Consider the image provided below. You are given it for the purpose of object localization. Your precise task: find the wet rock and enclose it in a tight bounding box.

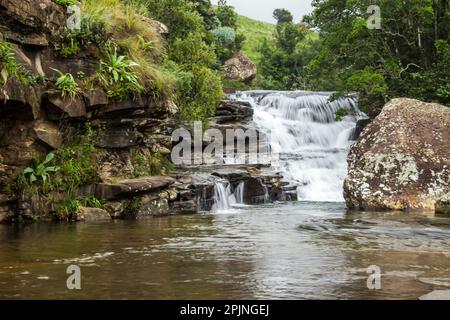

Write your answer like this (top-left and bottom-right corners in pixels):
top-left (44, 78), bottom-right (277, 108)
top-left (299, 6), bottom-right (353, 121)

top-left (436, 193), bottom-right (450, 215)
top-left (224, 52), bottom-right (257, 83)
top-left (85, 176), bottom-right (176, 200)
top-left (76, 207), bottom-right (111, 222)
top-left (33, 120), bottom-right (62, 149)
top-left (242, 177), bottom-right (268, 204)
top-left (136, 195), bottom-right (170, 217)
top-left (170, 200), bottom-right (197, 215)
top-left (349, 118), bottom-right (372, 141)
top-left (344, 98), bottom-right (450, 211)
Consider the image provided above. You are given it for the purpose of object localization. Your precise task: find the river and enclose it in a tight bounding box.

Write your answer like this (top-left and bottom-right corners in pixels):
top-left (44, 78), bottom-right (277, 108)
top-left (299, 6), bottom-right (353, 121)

top-left (0, 91), bottom-right (449, 299)
top-left (1, 203), bottom-right (450, 299)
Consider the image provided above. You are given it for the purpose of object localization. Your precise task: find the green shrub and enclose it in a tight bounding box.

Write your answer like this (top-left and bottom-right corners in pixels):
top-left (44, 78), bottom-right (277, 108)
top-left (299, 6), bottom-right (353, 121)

top-left (22, 152), bottom-right (60, 193)
top-left (132, 151), bottom-right (175, 178)
top-left (52, 0), bottom-right (77, 6)
top-left (52, 69), bottom-right (79, 99)
top-left (55, 196), bottom-right (80, 220)
top-left (212, 27), bottom-right (236, 46)
top-left (51, 123), bottom-right (100, 194)
top-left (97, 49), bottom-right (144, 99)
top-left (0, 41), bottom-right (37, 85)
top-left (334, 108), bottom-right (349, 122)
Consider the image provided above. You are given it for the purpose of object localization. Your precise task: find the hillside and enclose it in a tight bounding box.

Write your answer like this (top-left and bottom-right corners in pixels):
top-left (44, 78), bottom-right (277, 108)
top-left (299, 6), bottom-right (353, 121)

top-left (236, 15), bottom-right (275, 64)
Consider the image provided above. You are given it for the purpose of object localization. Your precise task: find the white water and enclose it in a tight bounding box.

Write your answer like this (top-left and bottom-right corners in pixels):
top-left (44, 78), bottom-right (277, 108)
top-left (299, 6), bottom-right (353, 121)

top-left (212, 181), bottom-right (237, 211)
top-left (232, 91), bottom-right (366, 202)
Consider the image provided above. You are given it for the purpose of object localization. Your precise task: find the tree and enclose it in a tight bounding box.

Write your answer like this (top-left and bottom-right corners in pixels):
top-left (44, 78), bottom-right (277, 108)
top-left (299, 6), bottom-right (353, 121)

top-left (304, 0), bottom-right (450, 114)
top-left (273, 8), bottom-right (293, 24)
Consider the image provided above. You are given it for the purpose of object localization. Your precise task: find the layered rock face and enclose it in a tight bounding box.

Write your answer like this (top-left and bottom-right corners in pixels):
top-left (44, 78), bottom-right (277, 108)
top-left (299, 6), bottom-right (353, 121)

top-left (0, 0), bottom-right (189, 222)
top-left (344, 98), bottom-right (450, 211)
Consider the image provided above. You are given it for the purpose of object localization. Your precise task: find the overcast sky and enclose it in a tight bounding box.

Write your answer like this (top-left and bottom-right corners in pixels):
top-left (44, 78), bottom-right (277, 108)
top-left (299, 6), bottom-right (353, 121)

top-left (211, 0), bottom-right (313, 24)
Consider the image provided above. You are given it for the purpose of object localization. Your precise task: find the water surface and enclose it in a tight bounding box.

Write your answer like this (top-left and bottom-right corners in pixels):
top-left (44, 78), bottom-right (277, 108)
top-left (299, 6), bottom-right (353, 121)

top-left (1, 202), bottom-right (449, 299)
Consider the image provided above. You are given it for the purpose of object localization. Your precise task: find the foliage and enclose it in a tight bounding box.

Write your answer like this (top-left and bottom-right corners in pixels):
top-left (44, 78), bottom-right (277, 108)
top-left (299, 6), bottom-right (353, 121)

top-left (142, 0), bottom-right (225, 123)
top-left (335, 108), bottom-right (349, 122)
top-left (49, 123), bottom-right (100, 195)
top-left (52, 0), bottom-right (77, 6)
top-left (97, 49), bottom-right (144, 99)
top-left (132, 151), bottom-right (175, 178)
top-left (79, 0), bottom-right (171, 100)
top-left (22, 153), bottom-right (60, 191)
top-left (52, 69), bottom-right (80, 99)
top-left (303, 0), bottom-right (450, 113)
top-left (273, 8), bottom-right (293, 24)
top-left (256, 9), bottom-right (316, 90)
top-left (0, 41), bottom-right (37, 86)
top-left (212, 26), bottom-right (236, 46)
top-left (216, 0), bottom-right (238, 29)
top-left (55, 196), bottom-right (80, 220)
top-left (235, 15), bottom-right (275, 64)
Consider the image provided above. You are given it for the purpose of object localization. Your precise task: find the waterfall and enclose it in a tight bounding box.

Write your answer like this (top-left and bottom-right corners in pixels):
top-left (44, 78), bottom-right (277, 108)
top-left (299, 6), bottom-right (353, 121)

top-left (234, 182), bottom-right (245, 204)
top-left (212, 181), bottom-right (237, 211)
top-left (232, 91), bottom-right (366, 202)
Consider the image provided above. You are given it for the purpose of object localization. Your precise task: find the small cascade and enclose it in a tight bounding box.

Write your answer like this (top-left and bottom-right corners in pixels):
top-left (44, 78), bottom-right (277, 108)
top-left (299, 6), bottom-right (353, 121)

top-left (234, 182), bottom-right (245, 204)
top-left (231, 91), bottom-right (367, 202)
top-left (212, 181), bottom-right (237, 211)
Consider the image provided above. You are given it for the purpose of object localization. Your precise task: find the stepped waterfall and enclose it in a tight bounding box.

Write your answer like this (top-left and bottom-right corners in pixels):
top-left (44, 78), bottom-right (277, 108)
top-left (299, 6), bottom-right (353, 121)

top-left (213, 91), bottom-right (365, 210)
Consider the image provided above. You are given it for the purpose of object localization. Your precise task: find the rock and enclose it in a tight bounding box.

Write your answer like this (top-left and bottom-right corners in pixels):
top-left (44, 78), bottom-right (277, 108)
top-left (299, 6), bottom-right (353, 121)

top-left (76, 207), bottom-right (111, 222)
top-left (136, 195), bottom-right (170, 217)
top-left (419, 290), bottom-right (450, 300)
top-left (85, 176), bottom-right (176, 200)
top-left (83, 89), bottom-right (109, 110)
top-left (45, 91), bottom-right (87, 119)
top-left (33, 120), bottom-right (62, 149)
top-left (349, 118), bottom-right (372, 141)
top-left (242, 177), bottom-right (268, 204)
top-left (213, 100), bottom-right (254, 124)
top-left (0, 79), bottom-right (42, 119)
top-left (170, 200), bottom-right (197, 215)
top-left (0, 0), bottom-right (66, 46)
top-left (344, 98), bottom-right (450, 211)
top-left (223, 52), bottom-right (257, 83)
top-left (436, 193), bottom-right (450, 215)
top-left (140, 16), bottom-right (169, 34)
top-left (96, 126), bottom-right (142, 149)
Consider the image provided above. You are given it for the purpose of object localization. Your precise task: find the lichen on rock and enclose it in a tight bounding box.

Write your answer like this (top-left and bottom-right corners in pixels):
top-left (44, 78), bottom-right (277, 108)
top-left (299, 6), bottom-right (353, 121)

top-left (344, 98), bottom-right (450, 212)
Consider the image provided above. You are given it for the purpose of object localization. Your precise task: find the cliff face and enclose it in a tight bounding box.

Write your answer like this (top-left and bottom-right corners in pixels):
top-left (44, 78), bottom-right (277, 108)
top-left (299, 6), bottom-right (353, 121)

top-left (344, 98), bottom-right (450, 212)
top-left (0, 0), bottom-right (192, 222)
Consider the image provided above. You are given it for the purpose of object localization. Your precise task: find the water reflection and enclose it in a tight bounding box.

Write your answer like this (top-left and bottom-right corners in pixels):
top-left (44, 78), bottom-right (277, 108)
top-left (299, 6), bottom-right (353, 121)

top-left (0, 202), bottom-right (449, 299)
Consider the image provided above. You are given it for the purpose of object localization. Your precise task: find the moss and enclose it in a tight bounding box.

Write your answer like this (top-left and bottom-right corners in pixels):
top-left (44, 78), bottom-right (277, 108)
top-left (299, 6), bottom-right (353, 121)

top-left (132, 151), bottom-right (175, 178)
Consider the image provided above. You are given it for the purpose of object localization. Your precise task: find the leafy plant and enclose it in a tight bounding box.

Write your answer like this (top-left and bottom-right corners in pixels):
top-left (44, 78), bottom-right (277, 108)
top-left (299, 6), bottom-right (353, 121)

top-left (97, 49), bottom-right (144, 99)
top-left (23, 153), bottom-right (60, 187)
top-left (334, 108), bottom-right (349, 122)
top-left (52, 69), bottom-right (79, 99)
top-left (55, 196), bottom-right (80, 220)
top-left (58, 38), bottom-right (81, 58)
top-left (0, 41), bottom-right (37, 85)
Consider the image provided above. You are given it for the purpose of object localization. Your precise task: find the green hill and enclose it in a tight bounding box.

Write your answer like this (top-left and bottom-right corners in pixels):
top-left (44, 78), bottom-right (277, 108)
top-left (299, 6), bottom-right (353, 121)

top-left (237, 15), bottom-right (275, 64)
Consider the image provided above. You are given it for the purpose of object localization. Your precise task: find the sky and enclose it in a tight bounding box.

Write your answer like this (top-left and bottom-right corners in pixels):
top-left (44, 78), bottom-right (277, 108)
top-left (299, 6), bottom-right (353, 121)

top-left (211, 0), bottom-right (313, 24)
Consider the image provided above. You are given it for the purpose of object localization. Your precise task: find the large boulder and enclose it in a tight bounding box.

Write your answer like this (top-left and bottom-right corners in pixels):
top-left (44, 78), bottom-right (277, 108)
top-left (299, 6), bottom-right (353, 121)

top-left (223, 52), bottom-right (257, 83)
top-left (344, 98), bottom-right (450, 211)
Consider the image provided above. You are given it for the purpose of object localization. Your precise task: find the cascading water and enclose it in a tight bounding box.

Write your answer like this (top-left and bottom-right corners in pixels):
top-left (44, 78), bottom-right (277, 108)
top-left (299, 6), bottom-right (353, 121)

top-left (231, 91), bottom-right (366, 202)
top-left (212, 181), bottom-right (237, 211)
